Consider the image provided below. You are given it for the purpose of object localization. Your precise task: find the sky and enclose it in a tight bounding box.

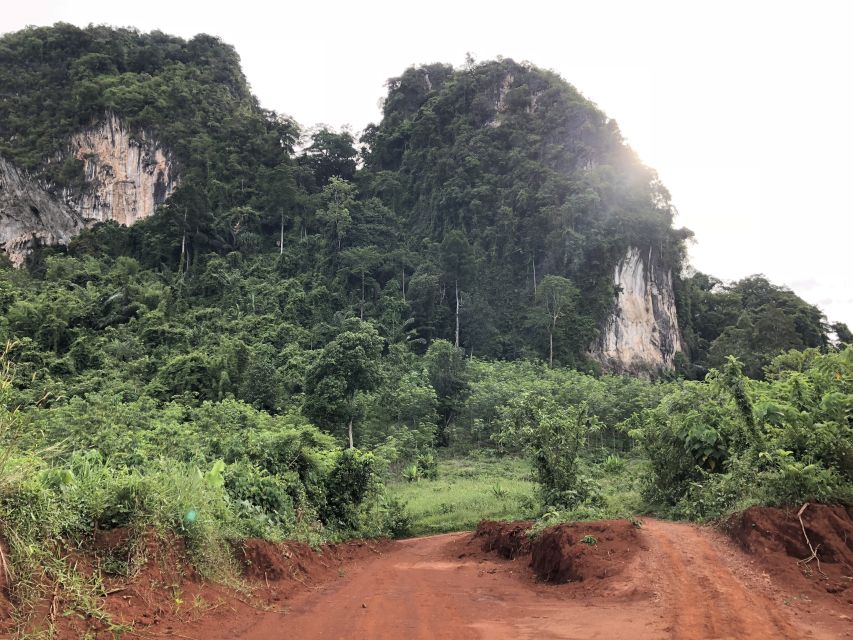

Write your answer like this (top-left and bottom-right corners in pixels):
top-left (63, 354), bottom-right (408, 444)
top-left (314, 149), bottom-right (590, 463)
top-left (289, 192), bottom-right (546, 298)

top-left (4, 0), bottom-right (852, 325)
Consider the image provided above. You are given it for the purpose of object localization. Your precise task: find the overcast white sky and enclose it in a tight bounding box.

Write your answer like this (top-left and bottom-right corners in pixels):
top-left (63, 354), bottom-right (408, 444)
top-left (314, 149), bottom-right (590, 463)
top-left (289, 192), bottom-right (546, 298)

top-left (4, 0), bottom-right (852, 325)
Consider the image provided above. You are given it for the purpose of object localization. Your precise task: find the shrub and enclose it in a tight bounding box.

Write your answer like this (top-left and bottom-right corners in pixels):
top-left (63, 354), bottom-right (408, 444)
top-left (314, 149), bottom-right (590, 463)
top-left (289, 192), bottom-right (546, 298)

top-left (322, 449), bottom-right (380, 531)
top-left (496, 395), bottom-right (601, 510)
top-left (415, 451), bottom-right (438, 479)
top-left (402, 463), bottom-right (420, 483)
top-left (602, 454), bottom-right (625, 474)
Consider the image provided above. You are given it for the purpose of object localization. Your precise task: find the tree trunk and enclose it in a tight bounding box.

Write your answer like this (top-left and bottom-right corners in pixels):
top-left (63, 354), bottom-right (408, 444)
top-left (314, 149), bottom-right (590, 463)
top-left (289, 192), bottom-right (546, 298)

top-left (532, 257), bottom-right (537, 296)
top-left (179, 229), bottom-right (186, 274)
top-left (401, 266), bottom-right (406, 302)
top-left (348, 418), bottom-right (354, 449)
top-left (280, 211), bottom-right (284, 254)
top-left (179, 208), bottom-right (188, 275)
top-left (549, 316), bottom-right (557, 367)
top-left (360, 272), bottom-right (365, 320)
top-left (454, 279), bottom-right (460, 348)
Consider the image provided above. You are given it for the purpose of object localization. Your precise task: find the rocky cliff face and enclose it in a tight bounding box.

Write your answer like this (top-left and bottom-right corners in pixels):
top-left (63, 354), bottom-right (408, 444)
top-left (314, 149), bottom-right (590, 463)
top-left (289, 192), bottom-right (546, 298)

top-left (0, 157), bottom-right (86, 265)
top-left (590, 246), bottom-right (683, 375)
top-left (0, 114), bottom-right (177, 264)
top-left (65, 114), bottom-right (177, 225)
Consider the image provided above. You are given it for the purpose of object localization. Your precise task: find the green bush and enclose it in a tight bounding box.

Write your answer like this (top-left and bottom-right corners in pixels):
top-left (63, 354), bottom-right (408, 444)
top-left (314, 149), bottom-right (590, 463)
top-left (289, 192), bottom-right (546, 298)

top-left (322, 449), bottom-right (380, 531)
top-left (415, 451), bottom-right (438, 480)
top-left (224, 460), bottom-right (296, 528)
top-left (633, 349), bottom-right (853, 518)
top-left (496, 394), bottom-right (602, 510)
top-left (602, 454), bottom-right (625, 474)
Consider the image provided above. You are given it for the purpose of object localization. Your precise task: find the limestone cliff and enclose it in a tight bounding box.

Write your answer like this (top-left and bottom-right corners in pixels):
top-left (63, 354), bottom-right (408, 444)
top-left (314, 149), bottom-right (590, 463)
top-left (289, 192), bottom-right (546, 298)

top-left (0, 114), bottom-right (177, 264)
top-left (0, 157), bottom-right (86, 265)
top-left (64, 114), bottom-right (177, 225)
top-left (590, 246), bottom-right (683, 375)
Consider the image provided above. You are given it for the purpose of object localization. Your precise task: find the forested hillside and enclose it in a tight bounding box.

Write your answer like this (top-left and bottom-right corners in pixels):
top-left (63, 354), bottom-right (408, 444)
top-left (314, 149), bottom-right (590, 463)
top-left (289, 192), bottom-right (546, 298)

top-left (0, 24), bottom-right (849, 637)
top-left (359, 59), bottom-right (689, 362)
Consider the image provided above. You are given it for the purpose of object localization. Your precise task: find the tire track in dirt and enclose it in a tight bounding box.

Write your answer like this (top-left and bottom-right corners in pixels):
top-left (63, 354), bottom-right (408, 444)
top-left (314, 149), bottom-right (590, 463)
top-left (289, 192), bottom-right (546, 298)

top-left (643, 519), bottom-right (803, 639)
top-left (233, 521), bottom-right (847, 639)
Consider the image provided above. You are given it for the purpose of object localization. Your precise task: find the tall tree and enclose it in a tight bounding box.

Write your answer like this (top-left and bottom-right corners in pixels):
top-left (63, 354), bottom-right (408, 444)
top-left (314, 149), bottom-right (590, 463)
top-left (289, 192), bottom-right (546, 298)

top-left (440, 231), bottom-right (474, 348)
top-left (300, 128), bottom-right (358, 186)
top-left (316, 177), bottom-right (356, 252)
top-left (303, 319), bottom-right (384, 448)
top-left (832, 322), bottom-right (853, 345)
top-left (536, 275), bottom-right (579, 367)
top-left (340, 245), bottom-right (382, 319)
top-left (425, 339), bottom-right (468, 446)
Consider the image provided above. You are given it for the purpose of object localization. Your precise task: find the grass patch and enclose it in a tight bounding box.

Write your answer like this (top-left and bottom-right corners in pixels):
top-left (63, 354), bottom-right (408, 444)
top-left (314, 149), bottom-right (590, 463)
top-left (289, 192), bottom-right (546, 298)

top-left (387, 455), bottom-right (539, 536)
top-left (596, 456), bottom-right (645, 517)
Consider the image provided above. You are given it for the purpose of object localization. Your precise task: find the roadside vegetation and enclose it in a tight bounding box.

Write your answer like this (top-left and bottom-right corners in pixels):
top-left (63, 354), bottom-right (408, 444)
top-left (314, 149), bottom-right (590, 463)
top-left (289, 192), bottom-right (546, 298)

top-left (1, 325), bottom-right (850, 633)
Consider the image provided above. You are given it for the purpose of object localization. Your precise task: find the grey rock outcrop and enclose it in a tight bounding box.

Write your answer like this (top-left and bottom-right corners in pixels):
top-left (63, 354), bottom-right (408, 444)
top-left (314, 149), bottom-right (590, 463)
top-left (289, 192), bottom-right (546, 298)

top-left (590, 246), bottom-right (683, 375)
top-left (0, 157), bottom-right (86, 265)
top-left (0, 114), bottom-right (177, 264)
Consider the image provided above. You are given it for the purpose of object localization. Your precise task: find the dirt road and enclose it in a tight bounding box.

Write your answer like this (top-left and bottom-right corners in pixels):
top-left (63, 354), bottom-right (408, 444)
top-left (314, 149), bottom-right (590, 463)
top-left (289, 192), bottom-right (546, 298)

top-left (231, 519), bottom-right (849, 640)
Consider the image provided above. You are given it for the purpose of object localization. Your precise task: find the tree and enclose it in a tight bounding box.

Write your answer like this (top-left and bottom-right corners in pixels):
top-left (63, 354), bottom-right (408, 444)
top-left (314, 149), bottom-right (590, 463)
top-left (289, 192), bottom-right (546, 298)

top-left (495, 394), bottom-right (600, 508)
top-left (238, 347), bottom-right (281, 411)
top-left (833, 322), bottom-right (853, 345)
top-left (340, 245), bottom-right (382, 319)
top-left (300, 128), bottom-right (358, 186)
top-left (316, 177), bottom-right (356, 252)
top-left (440, 231), bottom-right (474, 348)
top-left (256, 163), bottom-right (298, 253)
top-left (303, 320), bottom-right (384, 448)
top-left (424, 339), bottom-right (468, 446)
top-left (708, 306), bottom-right (804, 379)
top-left (536, 275), bottom-right (578, 367)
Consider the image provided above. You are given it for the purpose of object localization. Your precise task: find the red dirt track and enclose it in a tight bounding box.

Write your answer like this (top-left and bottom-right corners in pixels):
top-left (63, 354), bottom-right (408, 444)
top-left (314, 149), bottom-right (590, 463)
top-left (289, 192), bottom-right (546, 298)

top-left (230, 517), bottom-right (850, 639)
top-left (6, 510), bottom-right (851, 639)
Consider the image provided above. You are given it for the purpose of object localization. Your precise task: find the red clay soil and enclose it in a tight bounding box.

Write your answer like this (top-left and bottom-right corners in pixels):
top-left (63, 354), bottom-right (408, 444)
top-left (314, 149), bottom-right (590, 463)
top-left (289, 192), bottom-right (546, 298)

top-left (0, 529), bottom-right (390, 639)
top-left (3, 512), bottom-right (852, 639)
top-left (723, 503), bottom-right (853, 602)
top-left (0, 539), bottom-right (11, 622)
top-left (473, 519), bottom-right (534, 558)
top-left (531, 519), bottom-right (642, 583)
top-left (474, 518), bottom-right (643, 584)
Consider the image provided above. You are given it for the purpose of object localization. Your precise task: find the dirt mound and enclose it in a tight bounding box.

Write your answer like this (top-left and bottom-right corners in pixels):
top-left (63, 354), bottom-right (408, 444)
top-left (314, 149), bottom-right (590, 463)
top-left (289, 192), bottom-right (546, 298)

top-left (723, 503), bottom-right (853, 600)
top-left (91, 526), bottom-right (133, 555)
top-left (474, 518), bottom-right (642, 585)
top-left (530, 520), bottom-right (641, 583)
top-left (233, 538), bottom-right (375, 584)
top-left (235, 538), bottom-right (296, 580)
top-left (473, 519), bottom-right (534, 558)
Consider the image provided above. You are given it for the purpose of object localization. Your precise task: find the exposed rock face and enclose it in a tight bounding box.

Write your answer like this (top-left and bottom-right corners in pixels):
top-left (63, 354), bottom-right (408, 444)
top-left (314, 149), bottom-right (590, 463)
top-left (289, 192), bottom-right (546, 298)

top-left (66, 114), bottom-right (177, 225)
top-left (0, 115), bottom-right (177, 264)
top-left (590, 246), bottom-right (683, 375)
top-left (0, 157), bottom-right (86, 265)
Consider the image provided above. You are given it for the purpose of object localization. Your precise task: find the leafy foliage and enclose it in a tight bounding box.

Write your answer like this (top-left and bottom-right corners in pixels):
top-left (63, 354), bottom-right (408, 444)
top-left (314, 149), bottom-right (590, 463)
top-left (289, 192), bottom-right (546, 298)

top-left (632, 348), bottom-right (853, 519)
top-left (676, 274), bottom-right (828, 378)
top-left (360, 59), bottom-right (692, 361)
